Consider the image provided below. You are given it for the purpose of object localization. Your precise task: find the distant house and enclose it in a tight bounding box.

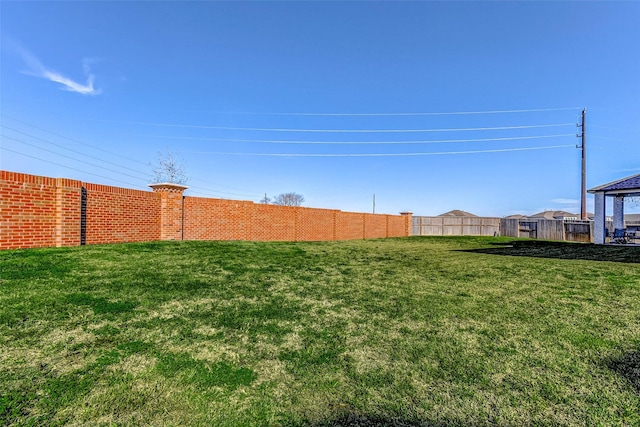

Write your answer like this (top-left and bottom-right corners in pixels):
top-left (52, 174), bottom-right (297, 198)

top-left (587, 213), bottom-right (612, 221)
top-left (504, 214), bottom-right (526, 219)
top-left (528, 210), bottom-right (579, 221)
top-left (438, 209), bottom-right (478, 217)
top-left (625, 213), bottom-right (640, 225)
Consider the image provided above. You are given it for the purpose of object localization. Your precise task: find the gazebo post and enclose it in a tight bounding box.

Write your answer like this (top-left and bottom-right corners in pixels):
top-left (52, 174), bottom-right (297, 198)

top-left (613, 196), bottom-right (625, 231)
top-left (593, 192), bottom-right (606, 244)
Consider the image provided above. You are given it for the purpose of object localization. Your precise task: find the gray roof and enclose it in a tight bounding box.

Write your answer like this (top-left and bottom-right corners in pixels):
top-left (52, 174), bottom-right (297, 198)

top-left (588, 173), bottom-right (640, 195)
top-left (438, 209), bottom-right (478, 217)
top-left (504, 214), bottom-right (527, 219)
top-left (626, 213), bottom-right (640, 224)
top-left (529, 210), bottom-right (578, 219)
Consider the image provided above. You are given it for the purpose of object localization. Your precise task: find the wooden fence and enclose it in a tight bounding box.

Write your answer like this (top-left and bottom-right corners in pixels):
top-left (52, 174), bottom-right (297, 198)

top-left (409, 215), bottom-right (640, 242)
top-left (413, 217), bottom-right (600, 242)
top-left (500, 219), bottom-right (597, 242)
top-left (412, 216), bottom-right (501, 236)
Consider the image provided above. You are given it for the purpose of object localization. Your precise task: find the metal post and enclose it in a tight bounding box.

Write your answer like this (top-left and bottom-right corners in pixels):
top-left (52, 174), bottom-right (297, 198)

top-left (581, 108), bottom-right (587, 220)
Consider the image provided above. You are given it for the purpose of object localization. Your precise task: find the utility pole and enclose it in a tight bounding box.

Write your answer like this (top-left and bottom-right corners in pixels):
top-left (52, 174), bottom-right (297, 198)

top-left (373, 194), bottom-right (376, 214)
top-left (578, 108), bottom-right (587, 220)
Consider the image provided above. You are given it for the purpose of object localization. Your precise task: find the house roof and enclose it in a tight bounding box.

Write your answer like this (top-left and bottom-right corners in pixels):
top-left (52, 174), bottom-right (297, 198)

top-left (588, 173), bottom-right (640, 195)
top-left (438, 209), bottom-right (478, 217)
top-left (529, 210), bottom-right (578, 219)
top-left (626, 213), bottom-right (640, 224)
top-left (504, 214), bottom-right (527, 219)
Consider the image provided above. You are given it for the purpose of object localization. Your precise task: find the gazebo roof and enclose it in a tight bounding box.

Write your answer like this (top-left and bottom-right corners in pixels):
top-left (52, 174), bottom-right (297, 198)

top-left (588, 173), bottom-right (640, 196)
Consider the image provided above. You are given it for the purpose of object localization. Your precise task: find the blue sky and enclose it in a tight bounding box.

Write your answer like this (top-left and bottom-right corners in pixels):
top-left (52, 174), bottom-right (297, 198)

top-left (1, 1), bottom-right (639, 216)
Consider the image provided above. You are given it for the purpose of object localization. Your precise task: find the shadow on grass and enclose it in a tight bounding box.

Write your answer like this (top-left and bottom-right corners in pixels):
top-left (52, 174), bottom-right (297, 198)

top-left (606, 350), bottom-right (640, 393)
top-left (460, 240), bottom-right (640, 263)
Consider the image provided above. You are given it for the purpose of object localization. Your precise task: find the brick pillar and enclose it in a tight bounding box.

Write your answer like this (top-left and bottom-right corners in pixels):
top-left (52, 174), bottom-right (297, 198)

top-left (55, 178), bottom-right (82, 247)
top-left (149, 183), bottom-right (188, 241)
top-left (400, 211), bottom-right (413, 237)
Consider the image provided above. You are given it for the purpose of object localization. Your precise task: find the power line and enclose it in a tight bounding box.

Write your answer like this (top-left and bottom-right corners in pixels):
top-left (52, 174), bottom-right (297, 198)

top-left (3, 136), bottom-right (150, 183)
top-left (1, 115), bottom-right (149, 166)
top-left (209, 107), bottom-right (583, 116)
top-left (3, 136), bottom-right (261, 198)
top-left (147, 133), bottom-right (574, 145)
top-left (8, 129), bottom-right (570, 160)
top-left (1, 111), bottom-right (582, 197)
top-left (5, 130), bottom-right (571, 181)
top-left (1, 125), bottom-right (150, 178)
top-left (181, 144), bottom-right (574, 157)
top-left (89, 121), bottom-right (574, 133)
top-left (8, 107), bottom-right (582, 122)
top-left (1, 118), bottom-right (264, 197)
top-left (0, 146), bottom-right (146, 189)
top-left (2, 139), bottom-right (261, 198)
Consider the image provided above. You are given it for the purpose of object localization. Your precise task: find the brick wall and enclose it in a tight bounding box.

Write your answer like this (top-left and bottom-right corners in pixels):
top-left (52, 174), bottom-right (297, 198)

top-left (364, 213), bottom-right (387, 239)
top-left (336, 211), bottom-right (366, 240)
top-left (184, 197), bottom-right (410, 242)
top-left (387, 214), bottom-right (407, 238)
top-left (295, 207), bottom-right (337, 241)
top-left (252, 204), bottom-right (298, 241)
top-left (184, 197), bottom-right (252, 241)
top-left (1, 171), bottom-right (56, 249)
top-left (1, 170), bottom-right (411, 249)
top-left (0, 171), bottom-right (82, 249)
top-left (84, 183), bottom-right (161, 245)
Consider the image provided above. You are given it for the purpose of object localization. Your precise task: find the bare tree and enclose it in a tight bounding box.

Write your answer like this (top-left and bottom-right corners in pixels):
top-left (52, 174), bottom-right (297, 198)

top-left (151, 151), bottom-right (188, 185)
top-left (273, 192), bottom-right (305, 206)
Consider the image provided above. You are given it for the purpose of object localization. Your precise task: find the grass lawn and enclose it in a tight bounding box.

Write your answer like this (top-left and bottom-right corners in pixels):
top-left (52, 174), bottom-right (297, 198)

top-left (1, 237), bottom-right (639, 426)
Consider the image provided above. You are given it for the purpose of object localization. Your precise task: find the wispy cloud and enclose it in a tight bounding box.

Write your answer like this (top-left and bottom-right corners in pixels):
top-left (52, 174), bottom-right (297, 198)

top-left (40, 70), bottom-right (99, 95)
top-left (551, 198), bottom-right (579, 204)
top-left (14, 42), bottom-right (101, 95)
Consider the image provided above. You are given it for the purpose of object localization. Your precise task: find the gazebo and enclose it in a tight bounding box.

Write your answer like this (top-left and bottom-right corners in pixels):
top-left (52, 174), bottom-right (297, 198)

top-left (588, 173), bottom-right (640, 244)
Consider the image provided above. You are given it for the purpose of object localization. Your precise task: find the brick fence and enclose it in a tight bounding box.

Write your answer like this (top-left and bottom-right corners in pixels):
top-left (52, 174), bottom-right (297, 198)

top-left (1, 170), bottom-right (412, 250)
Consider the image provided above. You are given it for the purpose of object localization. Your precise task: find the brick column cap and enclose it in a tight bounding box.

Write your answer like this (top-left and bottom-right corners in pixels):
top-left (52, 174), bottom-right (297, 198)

top-left (148, 183), bottom-right (189, 193)
top-left (399, 211), bottom-right (413, 215)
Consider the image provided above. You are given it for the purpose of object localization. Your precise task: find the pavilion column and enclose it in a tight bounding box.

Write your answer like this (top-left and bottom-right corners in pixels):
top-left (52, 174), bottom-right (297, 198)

top-left (593, 192), bottom-right (606, 244)
top-left (613, 196), bottom-right (624, 231)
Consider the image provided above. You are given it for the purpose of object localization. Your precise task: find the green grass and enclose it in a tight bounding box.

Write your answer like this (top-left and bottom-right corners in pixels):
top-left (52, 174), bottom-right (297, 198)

top-left (1, 237), bottom-right (639, 426)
